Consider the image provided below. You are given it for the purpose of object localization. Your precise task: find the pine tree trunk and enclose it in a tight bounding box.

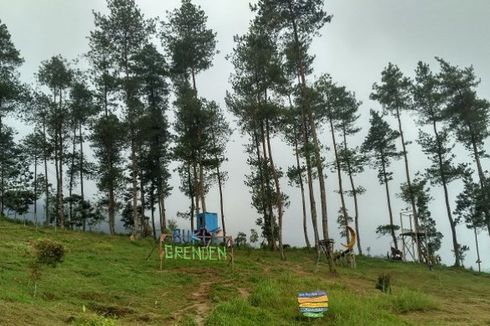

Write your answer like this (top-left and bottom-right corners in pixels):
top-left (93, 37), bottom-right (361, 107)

top-left (150, 187), bottom-right (156, 240)
top-left (253, 127), bottom-right (273, 247)
top-left (342, 128), bottom-right (362, 255)
top-left (395, 108), bottom-right (420, 261)
top-left (260, 122), bottom-right (277, 250)
top-left (310, 118), bottom-right (328, 235)
top-left (108, 184), bottom-right (115, 235)
top-left (79, 122), bottom-right (85, 231)
top-left (54, 133), bottom-right (59, 229)
top-left (432, 120), bottom-right (461, 266)
top-left (123, 47), bottom-right (140, 238)
top-left (187, 164), bottom-right (195, 233)
top-left (193, 162), bottom-right (200, 217)
top-left (131, 137), bottom-right (140, 237)
top-left (102, 86), bottom-right (115, 236)
top-left (468, 128), bottom-right (490, 235)
top-left (381, 153), bottom-right (398, 250)
top-left (190, 68), bottom-right (206, 217)
top-left (287, 0), bottom-right (333, 271)
top-left (156, 151), bottom-right (166, 234)
top-left (140, 169), bottom-right (146, 235)
top-left (34, 149), bottom-right (38, 230)
top-left (199, 162), bottom-right (206, 213)
top-left (473, 226), bottom-right (481, 273)
top-left (42, 118), bottom-right (49, 226)
top-left (0, 113), bottom-right (3, 215)
top-left (58, 90), bottom-right (65, 229)
top-left (265, 118), bottom-right (285, 260)
top-left (301, 109), bottom-right (320, 258)
top-left (159, 188), bottom-right (166, 232)
top-left (69, 128), bottom-right (76, 228)
top-left (53, 93), bottom-right (60, 230)
top-left (330, 118), bottom-right (349, 243)
top-left (293, 127), bottom-right (311, 249)
top-left (58, 127), bottom-right (64, 229)
top-left (216, 164), bottom-right (226, 239)
top-left (288, 94), bottom-right (311, 249)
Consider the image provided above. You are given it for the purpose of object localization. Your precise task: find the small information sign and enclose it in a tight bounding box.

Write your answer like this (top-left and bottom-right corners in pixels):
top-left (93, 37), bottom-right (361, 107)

top-left (297, 291), bottom-right (328, 318)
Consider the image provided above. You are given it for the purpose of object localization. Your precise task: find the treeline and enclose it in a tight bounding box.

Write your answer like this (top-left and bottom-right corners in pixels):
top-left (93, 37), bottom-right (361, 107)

top-left (0, 0), bottom-right (229, 242)
top-left (0, 0), bottom-right (488, 272)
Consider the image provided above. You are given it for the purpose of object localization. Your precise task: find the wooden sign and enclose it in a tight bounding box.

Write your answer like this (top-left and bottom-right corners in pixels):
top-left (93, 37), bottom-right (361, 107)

top-left (298, 291), bottom-right (328, 318)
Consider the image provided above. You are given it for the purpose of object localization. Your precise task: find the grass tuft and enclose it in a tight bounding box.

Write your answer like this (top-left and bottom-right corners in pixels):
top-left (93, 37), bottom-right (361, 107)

top-left (387, 288), bottom-right (438, 313)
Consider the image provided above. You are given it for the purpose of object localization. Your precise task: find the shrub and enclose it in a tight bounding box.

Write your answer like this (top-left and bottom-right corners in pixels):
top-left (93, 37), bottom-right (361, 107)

top-left (32, 238), bottom-right (65, 267)
top-left (29, 239), bottom-right (65, 297)
top-left (375, 273), bottom-right (392, 293)
top-left (74, 316), bottom-right (116, 326)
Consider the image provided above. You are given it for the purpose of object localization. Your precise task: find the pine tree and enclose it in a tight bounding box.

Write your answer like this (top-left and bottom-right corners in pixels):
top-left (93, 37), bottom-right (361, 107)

top-left (227, 21), bottom-right (288, 259)
top-left (400, 178), bottom-right (443, 261)
top-left (362, 110), bottom-right (401, 250)
top-left (90, 114), bottom-right (125, 235)
top-left (437, 58), bottom-right (490, 235)
top-left (412, 61), bottom-right (464, 266)
top-left (282, 41), bottom-right (318, 253)
top-left (22, 131), bottom-right (45, 228)
top-left (37, 55), bottom-right (73, 229)
top-left (371, 63), bottom-right (422, 261)
top-left (253, 0), bottom-right (335, 270)
top-left (0, 127), bottom-right (23, 216)
top-left (24, 92), bottom-right (53, 226)
top-left (315, 75), bottom-right (351, 245)
top-left (91, 0), bottom-right (154, 236)
top-left (0, 19), bottom-right (24, 216)
top-left (205, 100), bottom-right (231, 240)
top-left (454, 174), bottom-right (489, 272)
top-left (133, 44), bottom-right (172, 236)
top-left (335, 92), bottom-right (365, 256)
top-left (283, 103), bottom-right (311, 249)
top-left (67, 77), bottom-right (98, 230)
top-left (162, 0), bottom-right (218, 217)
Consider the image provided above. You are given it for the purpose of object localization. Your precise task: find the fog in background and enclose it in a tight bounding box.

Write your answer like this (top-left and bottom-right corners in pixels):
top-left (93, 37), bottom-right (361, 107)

top-left (1, 0), bottom-right (489, 271)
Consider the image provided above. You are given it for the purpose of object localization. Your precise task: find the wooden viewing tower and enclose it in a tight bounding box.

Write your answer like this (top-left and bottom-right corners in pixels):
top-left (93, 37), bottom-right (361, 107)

top-left (398, 210), bottom-right (428, 262)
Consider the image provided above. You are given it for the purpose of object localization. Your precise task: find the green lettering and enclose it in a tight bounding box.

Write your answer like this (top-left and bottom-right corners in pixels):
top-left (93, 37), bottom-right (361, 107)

top-left (175, 246), bottom-right (183, 259)
top-left (201, 247), bottom-right (209, 260)
top-left (192, 247), bottom-right (202, 260)
top-left (208, 247), bottom-right (216, 260)
top-left (217, 247), bottom-right (227, 260)
top-left (165, 245), bottom-right (173, 259)
top-left (183, 246), bottom-right (191, 260)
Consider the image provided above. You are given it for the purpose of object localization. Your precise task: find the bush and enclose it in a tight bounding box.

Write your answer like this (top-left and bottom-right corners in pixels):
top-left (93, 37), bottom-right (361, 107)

top-left (32, 238), bottom-right (65, 267)
top-left (375, 273), bottom-right (392, 293)
top-left (74, 316), bottom-right (116, 326)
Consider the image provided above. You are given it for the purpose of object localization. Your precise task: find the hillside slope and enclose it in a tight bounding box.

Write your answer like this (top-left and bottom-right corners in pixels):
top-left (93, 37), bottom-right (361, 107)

top-left (0, 217), bottom-right (489, 326)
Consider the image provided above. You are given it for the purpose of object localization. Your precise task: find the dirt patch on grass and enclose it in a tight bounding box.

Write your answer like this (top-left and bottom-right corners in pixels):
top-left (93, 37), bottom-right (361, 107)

top-left (237, 287), bottom-right (250, 298)
top-left (88, 303), bottom-right (134, 318)
top-left (191, 282), bottom-right (212, 326)
top-left (172, 280), bottom-right (214, 326)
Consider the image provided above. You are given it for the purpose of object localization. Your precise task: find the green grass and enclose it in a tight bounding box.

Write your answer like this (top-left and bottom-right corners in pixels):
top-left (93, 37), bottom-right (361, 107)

top-left (1, 216), bottom-right (490, 325)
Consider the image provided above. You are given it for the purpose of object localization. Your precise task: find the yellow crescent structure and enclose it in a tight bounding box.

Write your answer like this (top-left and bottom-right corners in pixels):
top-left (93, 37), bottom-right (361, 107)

top-left (341, 226), bottom-right (356, 250)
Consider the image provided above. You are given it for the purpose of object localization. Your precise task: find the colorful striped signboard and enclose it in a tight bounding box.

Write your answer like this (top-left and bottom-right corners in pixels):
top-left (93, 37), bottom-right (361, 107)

top-left (297, 291), bottom-right (328, 318)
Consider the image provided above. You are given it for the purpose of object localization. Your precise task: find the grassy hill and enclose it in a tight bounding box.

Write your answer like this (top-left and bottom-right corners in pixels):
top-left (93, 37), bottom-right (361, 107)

top-left (1, 217), bottom-right (489, 326)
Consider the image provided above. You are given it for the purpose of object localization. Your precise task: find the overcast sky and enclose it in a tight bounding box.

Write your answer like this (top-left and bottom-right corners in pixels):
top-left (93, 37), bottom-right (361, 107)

top-left (1, 0), bottom-right (489, 271)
